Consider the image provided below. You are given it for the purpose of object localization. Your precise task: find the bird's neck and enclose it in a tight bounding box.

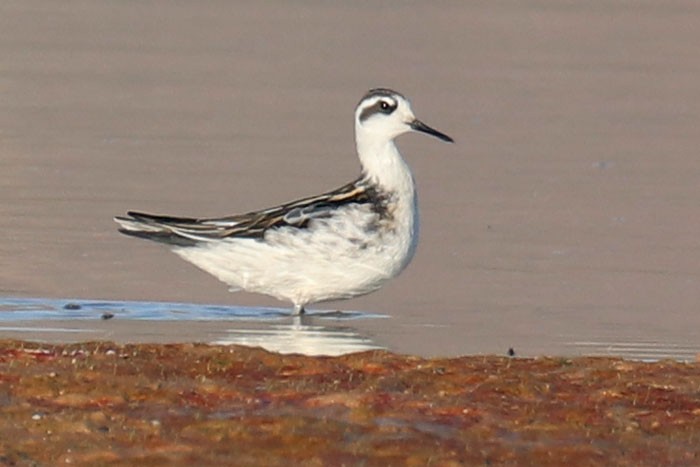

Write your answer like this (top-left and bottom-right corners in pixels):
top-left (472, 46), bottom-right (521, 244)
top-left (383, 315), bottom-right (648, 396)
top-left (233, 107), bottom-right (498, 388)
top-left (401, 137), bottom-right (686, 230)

top-left (356, 134), bottom-right (420, 268)
top-left (356, 136), bottom-right (415, 197)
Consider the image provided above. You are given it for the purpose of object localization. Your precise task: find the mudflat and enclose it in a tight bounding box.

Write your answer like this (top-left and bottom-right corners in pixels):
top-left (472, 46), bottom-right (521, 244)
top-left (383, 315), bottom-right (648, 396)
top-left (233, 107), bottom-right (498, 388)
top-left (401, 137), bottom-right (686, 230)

top-left (1, 2), bottom-right (700, 357)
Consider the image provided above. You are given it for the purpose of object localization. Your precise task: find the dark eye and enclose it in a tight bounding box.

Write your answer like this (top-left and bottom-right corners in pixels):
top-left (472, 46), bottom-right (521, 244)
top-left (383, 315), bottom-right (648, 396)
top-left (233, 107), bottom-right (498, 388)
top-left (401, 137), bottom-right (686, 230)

top-left (380, 101), bottom-right (390, 111)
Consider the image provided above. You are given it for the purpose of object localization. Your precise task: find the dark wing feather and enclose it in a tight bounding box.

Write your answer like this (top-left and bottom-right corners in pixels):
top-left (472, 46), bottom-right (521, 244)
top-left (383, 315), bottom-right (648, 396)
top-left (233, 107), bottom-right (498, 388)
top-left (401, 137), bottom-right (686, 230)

top-left (117, 177), bottom-right (387, 245)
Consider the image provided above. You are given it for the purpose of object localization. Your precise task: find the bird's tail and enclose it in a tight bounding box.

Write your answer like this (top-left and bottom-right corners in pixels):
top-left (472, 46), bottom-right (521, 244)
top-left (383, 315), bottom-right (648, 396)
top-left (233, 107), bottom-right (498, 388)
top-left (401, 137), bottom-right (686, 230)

top-left (114, 212), bottom-right (201, 246)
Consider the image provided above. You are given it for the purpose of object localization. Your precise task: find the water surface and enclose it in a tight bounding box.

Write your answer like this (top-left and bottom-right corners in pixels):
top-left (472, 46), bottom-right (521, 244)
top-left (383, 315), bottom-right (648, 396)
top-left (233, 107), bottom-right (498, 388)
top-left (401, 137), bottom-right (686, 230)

top-left (2, 1), bottom-right (700, 359)
top-left (0, 298), bottom-right (386, 356)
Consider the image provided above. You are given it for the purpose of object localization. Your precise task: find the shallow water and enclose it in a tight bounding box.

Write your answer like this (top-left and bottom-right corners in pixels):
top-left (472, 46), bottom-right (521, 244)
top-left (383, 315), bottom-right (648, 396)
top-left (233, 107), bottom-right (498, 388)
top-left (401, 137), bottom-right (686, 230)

top-left (1, 297), bottom-right (698, 360)
top-left (0, 298), bottom-right (386, 356)
top-left (2, 2), bottom-right (700, 359)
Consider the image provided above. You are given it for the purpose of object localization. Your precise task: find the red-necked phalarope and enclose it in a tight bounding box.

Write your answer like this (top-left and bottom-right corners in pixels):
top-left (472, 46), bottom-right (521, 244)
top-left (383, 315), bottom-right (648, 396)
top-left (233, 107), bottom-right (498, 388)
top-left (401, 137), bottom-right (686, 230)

top-left (115, 88), bottom-right (453, 315)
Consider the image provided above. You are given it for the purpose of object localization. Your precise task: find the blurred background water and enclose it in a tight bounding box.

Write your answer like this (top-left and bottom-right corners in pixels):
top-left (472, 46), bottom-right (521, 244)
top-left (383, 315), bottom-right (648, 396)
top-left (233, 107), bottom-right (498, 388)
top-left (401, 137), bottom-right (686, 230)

top-left (1, 1), bottom-right (700, 359)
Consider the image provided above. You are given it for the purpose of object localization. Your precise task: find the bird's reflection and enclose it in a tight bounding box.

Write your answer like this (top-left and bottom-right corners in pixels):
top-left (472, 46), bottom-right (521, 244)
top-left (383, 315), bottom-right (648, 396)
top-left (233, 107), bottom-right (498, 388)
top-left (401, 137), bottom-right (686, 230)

top-left (213, 315), bottom-right (384, 356)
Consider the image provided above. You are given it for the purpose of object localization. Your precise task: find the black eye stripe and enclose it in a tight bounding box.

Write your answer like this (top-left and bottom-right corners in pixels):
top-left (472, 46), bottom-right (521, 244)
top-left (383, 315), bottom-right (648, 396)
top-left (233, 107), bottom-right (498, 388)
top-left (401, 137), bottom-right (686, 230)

top-left (359, 99), bottom-right (397, 122)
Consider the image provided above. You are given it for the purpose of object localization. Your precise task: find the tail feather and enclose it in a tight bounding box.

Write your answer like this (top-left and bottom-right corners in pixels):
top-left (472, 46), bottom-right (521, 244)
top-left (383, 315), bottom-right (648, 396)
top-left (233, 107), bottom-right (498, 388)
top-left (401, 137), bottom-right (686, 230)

top-left (114, 213), bottom-right (200, 247)
top-left (126, 211), bottom-right (199, 225)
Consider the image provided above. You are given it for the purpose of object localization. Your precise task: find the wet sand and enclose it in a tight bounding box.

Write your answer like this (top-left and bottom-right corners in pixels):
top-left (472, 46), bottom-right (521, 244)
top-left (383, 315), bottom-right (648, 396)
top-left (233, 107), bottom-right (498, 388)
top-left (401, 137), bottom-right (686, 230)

top-left (2, 1), bottom-right (700, 357)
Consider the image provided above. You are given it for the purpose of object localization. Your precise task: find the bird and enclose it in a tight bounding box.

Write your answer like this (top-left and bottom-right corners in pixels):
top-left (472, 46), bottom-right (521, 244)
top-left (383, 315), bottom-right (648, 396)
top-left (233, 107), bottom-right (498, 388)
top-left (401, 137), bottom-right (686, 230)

top-left (115, 88), bottom-right (453, 315)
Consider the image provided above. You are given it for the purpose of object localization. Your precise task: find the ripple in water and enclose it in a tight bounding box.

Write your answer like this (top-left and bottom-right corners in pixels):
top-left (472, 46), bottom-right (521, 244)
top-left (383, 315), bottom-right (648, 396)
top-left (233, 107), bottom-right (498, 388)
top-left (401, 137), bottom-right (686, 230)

top-left (0, 297), bottom-right (387, 356)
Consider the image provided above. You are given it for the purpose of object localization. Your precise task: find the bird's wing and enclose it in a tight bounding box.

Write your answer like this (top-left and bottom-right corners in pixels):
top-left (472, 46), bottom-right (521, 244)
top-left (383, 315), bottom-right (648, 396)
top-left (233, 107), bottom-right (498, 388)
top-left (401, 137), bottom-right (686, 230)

top-left (115, 177), bottom-right (385, 244)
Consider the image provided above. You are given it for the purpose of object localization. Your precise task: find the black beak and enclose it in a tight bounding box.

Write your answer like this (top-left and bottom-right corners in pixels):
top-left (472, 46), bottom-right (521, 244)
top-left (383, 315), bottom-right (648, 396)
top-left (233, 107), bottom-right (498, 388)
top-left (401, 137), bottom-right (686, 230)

top-left (410, 119), bottom-right (454, 143)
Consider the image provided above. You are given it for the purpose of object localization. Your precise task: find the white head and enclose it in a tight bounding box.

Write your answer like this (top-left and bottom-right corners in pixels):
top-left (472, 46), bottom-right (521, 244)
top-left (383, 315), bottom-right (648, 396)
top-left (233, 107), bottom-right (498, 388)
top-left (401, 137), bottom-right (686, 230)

top-left (354, 88), bottom-right (453, 149)
top-left (353, 88), bottom-right (453, 187)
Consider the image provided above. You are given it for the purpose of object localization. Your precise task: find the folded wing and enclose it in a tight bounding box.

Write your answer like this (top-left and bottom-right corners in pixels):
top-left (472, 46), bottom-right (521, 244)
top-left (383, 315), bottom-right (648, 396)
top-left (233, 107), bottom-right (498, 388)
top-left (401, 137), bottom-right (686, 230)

top-left (114, 177), bottom-right (381, 246)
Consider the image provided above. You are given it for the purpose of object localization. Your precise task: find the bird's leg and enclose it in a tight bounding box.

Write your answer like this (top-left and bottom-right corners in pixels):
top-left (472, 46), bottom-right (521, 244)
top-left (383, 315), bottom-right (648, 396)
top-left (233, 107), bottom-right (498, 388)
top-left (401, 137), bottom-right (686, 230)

top-left (292, 304), bottom-right (306, 316)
